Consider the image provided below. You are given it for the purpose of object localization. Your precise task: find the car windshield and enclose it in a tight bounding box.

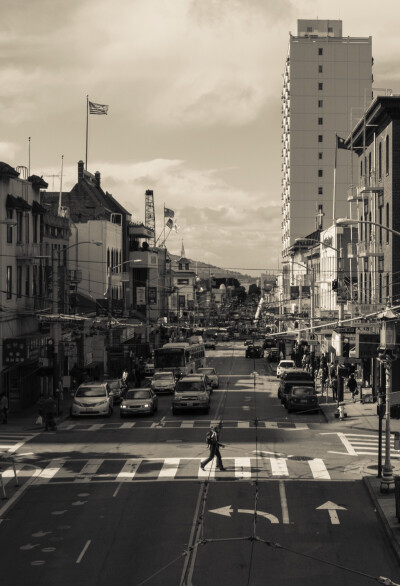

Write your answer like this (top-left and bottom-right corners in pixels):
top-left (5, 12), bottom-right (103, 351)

top-left (292, 388), bottom-right (315, 397)
top-left (176, 382), bottom-right (204, 392)
top-left (153, 373), bottom-right (173, 380)
top-left (280, 362), bottom-right (294, 368)
top-left (76, 387), bottom-right (107, 398)
top-left (126, 390), bottom-right (151, 399)
top-left (199, 369), bottom-right (215, 375)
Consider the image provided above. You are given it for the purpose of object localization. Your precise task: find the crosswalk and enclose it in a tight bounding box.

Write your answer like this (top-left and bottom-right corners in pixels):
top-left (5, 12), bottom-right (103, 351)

top-left (0, 431), bottom-right (36, 455)
top-left (341, 433), bottom-right (400, 458)
top-left (58, 420), bottom-right (309, 431)
top-left (23, 456), bottom-right (336, 484)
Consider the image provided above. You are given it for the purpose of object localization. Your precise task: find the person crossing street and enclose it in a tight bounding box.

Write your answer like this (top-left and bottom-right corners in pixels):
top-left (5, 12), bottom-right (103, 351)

top-left (201, 424), bottom-right (225, 471)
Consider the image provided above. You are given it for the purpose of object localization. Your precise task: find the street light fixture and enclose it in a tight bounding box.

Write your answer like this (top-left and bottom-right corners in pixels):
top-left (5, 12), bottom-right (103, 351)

top-left (336, 217), bottom-right (400, 239)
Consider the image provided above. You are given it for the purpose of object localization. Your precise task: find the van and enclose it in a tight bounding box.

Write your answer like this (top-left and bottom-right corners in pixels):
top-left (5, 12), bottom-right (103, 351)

top-left (278, 370), bottom-right (315, 406)
top-left (172, 374), bottom-right (210, 415)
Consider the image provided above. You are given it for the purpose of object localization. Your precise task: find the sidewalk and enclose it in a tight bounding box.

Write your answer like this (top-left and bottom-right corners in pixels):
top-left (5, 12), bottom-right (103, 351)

top-left (319, 388), bottom-right (400, 564)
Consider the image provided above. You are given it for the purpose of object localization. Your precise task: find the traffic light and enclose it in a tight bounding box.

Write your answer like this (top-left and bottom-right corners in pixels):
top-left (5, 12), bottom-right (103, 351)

top-left (342, 340), bottom-right (350, 358)
top-left (332, 280), bottom-right (338, 291)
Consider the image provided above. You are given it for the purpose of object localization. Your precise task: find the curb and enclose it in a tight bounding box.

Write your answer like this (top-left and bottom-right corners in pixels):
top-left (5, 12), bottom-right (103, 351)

top-left (363, 476), bottom-right (400, 565)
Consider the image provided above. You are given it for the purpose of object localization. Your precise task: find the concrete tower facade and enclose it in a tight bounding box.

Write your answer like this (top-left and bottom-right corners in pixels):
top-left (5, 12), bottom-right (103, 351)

top-left (281, 19), bottom-right (373, 257)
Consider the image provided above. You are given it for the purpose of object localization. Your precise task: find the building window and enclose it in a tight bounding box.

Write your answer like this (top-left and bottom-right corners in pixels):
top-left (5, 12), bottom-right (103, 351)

top-left (33, 214), bottom-right (38, 243)
top-left (318, 100), bottom-right (323, 108)
top-left (386, 135), bottom-right (390, 174)
top-left (307, 26), bottom-right (313, 32)
top-left (318, 135), bottom-right (323, 143)
top-left (6, 266), bottom-right (12, 299)
top-left (318, 152), bottom-right (323, 159)
top-left (379, 274), bottom-right (383, 304)
top-left (318, 170), bottom-right (323, 177)
top-left (17, 266), bottom-right (22, 298)
top-left (16, 211), bottom-right (23, 243)
top-left (360, 215), bottom-right (363, 241)
top-left (25, 266), bottom-right (30, 296)
top-left (318, 187), bottom-right (323, 195)
top-left (318, 118), bottom-right (323, 125)
top-left (360, 160), bottom-right (363, 178)
top-left (378, 141), bottom-right (382, 180)
top-left (386, 273), bottom-right (390, 300)
top-left (379, 206), bottom-right (383, 244)
top-left (386, 203), bottom-right (390, 244)
top-left (318, 65), bottom-right (323, 73)
top-left (25, 212), bottom-right (29, 243)
top-left (318, 83), bottom-right (323, 90)
top-left (318, 48), bottom-right (323, 55)
top-left (33, 266), bottom-right (38, 296)
top-left (6, 209), bottom-right (13, 243)
top-left (328, 27), bottom-right (333, 32)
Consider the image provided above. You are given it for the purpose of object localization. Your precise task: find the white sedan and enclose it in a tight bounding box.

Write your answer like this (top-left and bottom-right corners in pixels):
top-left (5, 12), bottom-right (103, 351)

top-left (276, 359), bottom-right (296, 378)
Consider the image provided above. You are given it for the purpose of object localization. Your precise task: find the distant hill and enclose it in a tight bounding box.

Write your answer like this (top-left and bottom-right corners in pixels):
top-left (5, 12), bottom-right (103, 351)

top-left (168, 254), bottom-right (258, 284)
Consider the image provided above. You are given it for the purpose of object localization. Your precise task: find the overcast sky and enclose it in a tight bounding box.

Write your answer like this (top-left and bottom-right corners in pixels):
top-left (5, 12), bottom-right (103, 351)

top-left (1, 0), bottom-right (399, 276)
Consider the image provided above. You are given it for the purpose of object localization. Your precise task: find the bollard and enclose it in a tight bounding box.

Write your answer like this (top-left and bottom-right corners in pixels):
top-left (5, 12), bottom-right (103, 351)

top-left (0, 471), bottom-right (7, 500)
top-left (12, 461), bottom-right (19, 487)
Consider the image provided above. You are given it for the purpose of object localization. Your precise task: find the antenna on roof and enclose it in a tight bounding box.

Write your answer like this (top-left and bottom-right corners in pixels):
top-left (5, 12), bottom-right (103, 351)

top-left (58, 155), bottom-right (64, 216)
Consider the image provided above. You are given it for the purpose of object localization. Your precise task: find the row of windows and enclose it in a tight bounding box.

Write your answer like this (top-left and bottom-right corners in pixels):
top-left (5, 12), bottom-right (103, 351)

top-left (359, 273), bottom-right (389, 305)
top-left (360, 136), bottom-right (390, 180)
top-left (5, 265), bottom-right (45, 300)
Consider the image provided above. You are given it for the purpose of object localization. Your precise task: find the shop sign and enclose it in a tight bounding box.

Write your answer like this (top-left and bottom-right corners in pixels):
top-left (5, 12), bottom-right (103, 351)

top-left (148, 287), bottom-right (157, 305)
top-left (136, 287), bottom-right (146, 305)
top-left (3, 339), bottom-right (27, 365)
top-left (357, 333), bottom-right (379, 359)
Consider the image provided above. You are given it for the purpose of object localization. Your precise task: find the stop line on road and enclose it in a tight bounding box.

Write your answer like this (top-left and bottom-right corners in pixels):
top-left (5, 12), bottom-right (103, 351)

top-left (58, 420), bottom-right (309, 431)
top-left (27, 455), bottom-right (337, 485)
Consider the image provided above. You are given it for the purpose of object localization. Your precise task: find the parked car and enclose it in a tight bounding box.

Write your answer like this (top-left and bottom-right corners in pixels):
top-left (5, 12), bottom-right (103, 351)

top-left (245, 345), bottom-right (264, 359)
top-left (105, 378), bottom-right (127, 403)
top-left (172, 375), bottom-right (211, 415)
top-left (204, 339), bottom-right (217, 350)
top-left (279, 370), bottom-right (315, 406)
top-left (286, 386), bottom-right (319, 414)
top-left (266, 347), bottom-right (280, 362)
top-left (197, 367), bottom-right (219, 389)
top-left (71, 382), bottom-right (113, 418)
top-left (150, 371), bottom-right (176, 394)
top-left (244, 339), bottom-right (253, 346)
top-left (276, 359), bottom-right (296, 378)
top-left (120, 388), bottom-right (158, 417)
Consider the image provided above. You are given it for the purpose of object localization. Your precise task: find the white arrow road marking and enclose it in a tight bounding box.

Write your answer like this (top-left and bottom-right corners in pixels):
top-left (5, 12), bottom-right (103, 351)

top-left (316, 501), bottom-right (347, 525)
top-left (20, 543), bottom-right (40, 550)
top-left (238, 509), bottom-right (279, 524)
top-left (32, 531), bottom-right (51, 538)
top-left (209, 505), bottom-right (233, 517)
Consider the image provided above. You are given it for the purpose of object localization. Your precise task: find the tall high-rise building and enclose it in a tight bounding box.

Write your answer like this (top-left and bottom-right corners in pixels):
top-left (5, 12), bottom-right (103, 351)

top-left (281, 19), bottom-right (373, 257)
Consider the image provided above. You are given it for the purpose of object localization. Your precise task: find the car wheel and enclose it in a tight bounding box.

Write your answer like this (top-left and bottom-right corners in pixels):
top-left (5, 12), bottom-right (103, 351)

top-left (107, 406), bottom-right (113, 417)
top-left (154, 403), bottom-right (158, 412)
top-left (172, 408), bottom-right (177, 415)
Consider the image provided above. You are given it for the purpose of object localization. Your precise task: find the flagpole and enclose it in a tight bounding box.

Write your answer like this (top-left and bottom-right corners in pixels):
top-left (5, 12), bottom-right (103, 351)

top-left (85, 95), bottom-right (89, 171)
top-left (28, 136), bottom-right (31, 176)
top-left (58, 155), bottom-right (64, 215)
top-left (333, 134), bottom-right (337, 222)
top-left (162, 204), bottom-right (166, 248)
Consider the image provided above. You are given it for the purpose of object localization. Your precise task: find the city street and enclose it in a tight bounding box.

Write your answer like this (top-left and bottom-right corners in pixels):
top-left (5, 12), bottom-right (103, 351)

top-left (0, 341), bottom-right (399, 585)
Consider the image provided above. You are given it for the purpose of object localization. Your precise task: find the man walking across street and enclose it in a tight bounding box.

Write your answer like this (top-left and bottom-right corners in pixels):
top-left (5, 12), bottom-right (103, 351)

top-left (347, 373), bottom-right (358, 402)
top-left (201, 425), bottom-right (225, 471)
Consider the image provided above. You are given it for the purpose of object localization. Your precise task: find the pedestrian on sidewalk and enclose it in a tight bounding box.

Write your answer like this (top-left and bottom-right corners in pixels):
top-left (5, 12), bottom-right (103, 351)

top-left (347, 373), bottom-right (358, 402)
top-left (330, 375), bottom-right (338, 401)
top-left (0, 392), bottom-right (9, 424)
top-left (201, 425), bottom-right (226, 471)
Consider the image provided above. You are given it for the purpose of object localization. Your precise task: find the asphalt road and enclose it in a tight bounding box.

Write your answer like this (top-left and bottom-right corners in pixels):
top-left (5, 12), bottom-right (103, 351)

top-left (1, 341), bottom-right (399, 585)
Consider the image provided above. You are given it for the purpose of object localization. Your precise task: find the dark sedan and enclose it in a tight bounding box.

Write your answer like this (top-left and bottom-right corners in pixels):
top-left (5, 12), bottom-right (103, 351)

top-left (286, 386), bottom-right (319, 414)
top-left (245, 345), bottom-right (264, 359)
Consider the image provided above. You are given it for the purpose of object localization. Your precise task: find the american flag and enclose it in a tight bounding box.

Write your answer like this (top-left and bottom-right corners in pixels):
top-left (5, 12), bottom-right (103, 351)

top-left (164, 207), bottom-right (175, 218)
top-left (89, 101), bottom-right (109, 115)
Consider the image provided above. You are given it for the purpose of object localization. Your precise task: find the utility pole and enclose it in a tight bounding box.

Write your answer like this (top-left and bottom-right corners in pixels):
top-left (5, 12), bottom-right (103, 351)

top-left (52, 248), bottom-right (61, 403)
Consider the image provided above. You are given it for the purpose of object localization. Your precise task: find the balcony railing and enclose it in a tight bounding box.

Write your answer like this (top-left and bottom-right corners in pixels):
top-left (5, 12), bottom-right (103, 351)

top-left (15, 242), bottom-right (47, 261)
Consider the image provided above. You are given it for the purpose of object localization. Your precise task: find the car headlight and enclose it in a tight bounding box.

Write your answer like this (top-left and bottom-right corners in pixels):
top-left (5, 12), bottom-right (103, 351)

top-left (143, 403), bottom-right (149, 408)
top-left (121, 404), bottom-right (127, 409)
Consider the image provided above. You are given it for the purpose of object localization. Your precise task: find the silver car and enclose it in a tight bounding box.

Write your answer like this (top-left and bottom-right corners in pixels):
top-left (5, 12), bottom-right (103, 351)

top-left (71, 382), bottom-right (113, 417)
top-left (120, 389), bottom-right (158, 417)
top-left (172, 375), bottom-right (210, 415)
top-left (150, 371), bottom-right (176, 394)
top-left (197, 367), bottom-right (219, 389)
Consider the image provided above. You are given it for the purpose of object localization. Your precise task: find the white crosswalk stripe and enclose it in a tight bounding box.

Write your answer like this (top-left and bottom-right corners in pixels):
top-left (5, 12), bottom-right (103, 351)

top-left (0, 431), bottom-right (37, 454)
top-left (342, 433), bottom-right (400, 458)
top-left (31, 456), bottom-right (333, 484)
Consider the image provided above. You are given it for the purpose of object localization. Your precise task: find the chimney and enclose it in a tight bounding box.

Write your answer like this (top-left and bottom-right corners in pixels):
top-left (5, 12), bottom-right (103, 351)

top-left (78, 160), bottom-right (84, 181)
top-left (94, 171), bottom-right (101, 187)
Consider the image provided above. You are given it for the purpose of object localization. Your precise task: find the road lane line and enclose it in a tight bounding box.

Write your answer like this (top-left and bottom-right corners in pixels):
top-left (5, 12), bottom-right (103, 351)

top-left (237, 421), bottom-right (250, 428)
top-left (158, 458), bottom-right (180, 479)
top-left (77, 459), bottom-right (103, 476)
top-left (235, 458), bottom-right (251, 479)
top-left (87, 424), bottom-right (103, 431)
top-left (116, 459), bottom-right (141, 481)
top-left (198, 462), bottom-right (215, 479)
top-left (120, 422), bottom-right (135, 429)
top-left (309, 458), bottom-right (330, 479)
top-left (279, 480), bottom-right (290, 524)
top-left (181, 421), bottom-right (194, 428)
top-left (270, 458), bottom-right (289, 476)
top-left (76, 540), bottom-right (91, 564)
top-left (179, 484), bottom-right (205, 586)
